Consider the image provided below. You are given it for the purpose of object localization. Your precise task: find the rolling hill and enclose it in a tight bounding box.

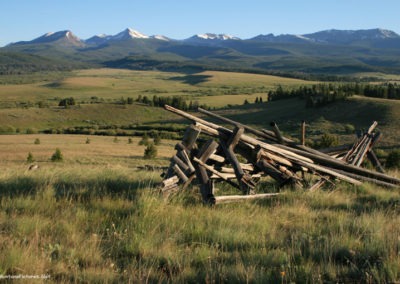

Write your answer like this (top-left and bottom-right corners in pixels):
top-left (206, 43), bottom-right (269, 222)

top-left (2, 28), bottom-right (400, 76)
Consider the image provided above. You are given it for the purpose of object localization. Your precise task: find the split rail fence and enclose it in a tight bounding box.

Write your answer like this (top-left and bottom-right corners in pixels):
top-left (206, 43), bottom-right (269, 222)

top-left (159, 105), bottom-right (399, 204)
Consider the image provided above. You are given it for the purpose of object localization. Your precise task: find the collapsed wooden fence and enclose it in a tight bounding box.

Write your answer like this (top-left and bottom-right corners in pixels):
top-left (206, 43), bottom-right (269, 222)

top-left (160, 105), bottom-right (399, 204)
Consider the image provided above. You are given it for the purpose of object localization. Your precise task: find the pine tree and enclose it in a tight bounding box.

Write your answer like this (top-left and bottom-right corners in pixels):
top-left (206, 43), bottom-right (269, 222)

top-left (51, 148), bottom-right (63, 162)
top-left (154, 134), bottom-right (161, 145)
top-left (144, 143), bottom-right (157, 159)
top-left (27, 152), bottom-right (34, 163)
top-left (139, 133), bottom-right (149, 146)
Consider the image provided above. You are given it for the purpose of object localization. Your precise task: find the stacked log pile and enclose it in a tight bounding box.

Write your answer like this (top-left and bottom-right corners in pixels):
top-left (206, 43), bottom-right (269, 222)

top-left (160, 105), bottom-right (400, 204)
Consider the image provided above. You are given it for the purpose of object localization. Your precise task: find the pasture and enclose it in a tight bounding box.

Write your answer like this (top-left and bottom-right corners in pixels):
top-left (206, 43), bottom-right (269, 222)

top-left (0, 68), bottom-right (316, 107)
top-left (0, 134), bottom-right (399, 282)
top-left (0, 68), bottom-right (400, 282)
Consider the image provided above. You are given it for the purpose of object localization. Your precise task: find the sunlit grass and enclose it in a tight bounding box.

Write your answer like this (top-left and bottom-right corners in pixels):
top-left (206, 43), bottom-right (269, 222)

top-left (0, 161), bottom-right (399, 282)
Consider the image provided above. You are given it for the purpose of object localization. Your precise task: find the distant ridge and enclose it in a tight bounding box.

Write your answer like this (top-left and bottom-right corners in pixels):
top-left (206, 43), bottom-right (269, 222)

top-left (11, 30), bottom-right (85, 47)
top-left (3, 27), bottom-right (400, 76)
top-left (7, 27), bottom-right (400, 46)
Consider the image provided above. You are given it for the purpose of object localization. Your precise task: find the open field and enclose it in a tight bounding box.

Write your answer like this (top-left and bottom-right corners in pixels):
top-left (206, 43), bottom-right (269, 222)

top-left (1, 68), bottom-right (399, 148)
top-left (1, 69), bottom-right (400, 282)
top-left (0, 134), bottom-right (175, 168)
top-left (0, 134), bottom-right (399, 282)
top-left (0, 104), bottom-right (180, 132)
top-left (0, 68), bottom-right (317, 107)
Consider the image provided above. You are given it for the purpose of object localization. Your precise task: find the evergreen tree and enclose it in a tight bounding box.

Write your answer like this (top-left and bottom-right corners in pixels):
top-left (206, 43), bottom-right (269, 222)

top-left (154, 134), bottom-right (161, 145)
top-left (144, 143), bottom-right (157, 159)
top-left (139, 132), bottom-right (149, 146)
top-left (27, 152), bottom-right (34, 163)
top-left (51, 148), bottom-right (63, 162)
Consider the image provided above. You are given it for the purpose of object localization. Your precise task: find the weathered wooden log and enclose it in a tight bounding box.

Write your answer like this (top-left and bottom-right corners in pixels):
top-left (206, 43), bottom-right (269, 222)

top-left (211, 173), bottom-right (237, 180)
top-left (220, 139), bottom-right (255, 192)
top-left (331, 168), bottom-right (397, 188)
top-left (193, 157), bottom-right (241, 189)
top-left (308, 177), bottom-right (334, 192)
top-left (270, 122), bottom-right (284, 144)
top-left (256, 146), bottom-right (294, 168)
top-left (160, 175), bottom-right (180, 196)
top-left (173, 164), bottom-right (189, 183)
top-left (276, 144), bottom-right (400, 186)
top-left (172, 155), bottom-right (189, 172)
top-left (227, 126), bottom-right (244, 149)
top-left (174, 141), bottom-right (189, 152)
top-left (197, 107), bottom-right (282, 143)
top-left (209, 153), bottom-right (225, 163)
top-left (256, 159), bottom-right (287, 184)
top-left (192, 121), bottom-right (314, 165)
top-left (164, 105), bottom-right (399, 188)
top-left (301, 120), bottom-right (306, 146)
top-left (353, 137), bottom-right (372, 166)
top-left (294, 159), bottom-right (362, 186)
top-left (196, 106), bottom-right (386, 178)
top-left (182, 124), bottom-right (202, 149)
top-left (214, 193), bottom-right (280, 204)
top-left (176, 150), bottom-right (196, 174)
top-left (219, 127), bottom-right (255, 193)
top-left (344, 121), bottom-right (378, 163)
top-left (210, 173), bottom-right (262, 180)
top-left (194, 139), bottom-right (220, 202)
top-left (162, 175), bottom-right (179, 188)
top-left (197, 139), bottom-right (219, 161)
top-left (218, 164), bottom-right (254, 173)
top-left (367, 150), bottom-right (385, 173)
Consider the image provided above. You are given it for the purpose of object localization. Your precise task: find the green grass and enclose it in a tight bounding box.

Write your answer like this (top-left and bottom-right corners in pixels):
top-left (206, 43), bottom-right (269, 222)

top-left (213, 95), bottom-right (400, 147)
top-left (0, 68), bottom-right (400, 282)
top-left (1, 68), bottom-right (400, 147)
top-left (0, 68), bottom-right (317, 133)
top-left (0, 68), bottom-right (316, 106)
top-left (0, 165), bottom-right (399, 282)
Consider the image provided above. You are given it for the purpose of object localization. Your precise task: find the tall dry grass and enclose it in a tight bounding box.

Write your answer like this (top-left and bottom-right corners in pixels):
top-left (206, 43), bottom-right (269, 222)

top-left (0, 164), bottom-right (399, 282)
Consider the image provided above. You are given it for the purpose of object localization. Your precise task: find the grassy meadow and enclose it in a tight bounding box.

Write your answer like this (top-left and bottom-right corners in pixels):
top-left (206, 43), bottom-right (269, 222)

top-left (0, 134), bottom-right (399, 282)
top-left (0, 68), bottom-right (315, 106)
top-left (0, 68), bottom-right (400, 282)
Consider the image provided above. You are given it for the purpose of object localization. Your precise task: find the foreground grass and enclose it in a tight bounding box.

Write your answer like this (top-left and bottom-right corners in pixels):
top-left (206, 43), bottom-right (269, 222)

top-left (0, 164), bottom-right (399, 283)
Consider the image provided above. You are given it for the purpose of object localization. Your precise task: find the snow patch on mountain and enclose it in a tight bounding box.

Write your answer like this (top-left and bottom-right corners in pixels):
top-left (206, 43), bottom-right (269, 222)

top-left (150, 35), bottom-right (170, 41)
top-left (112, 28), bottom-right (149, 40)
top-left (194, 33), bottom-right (240, 40)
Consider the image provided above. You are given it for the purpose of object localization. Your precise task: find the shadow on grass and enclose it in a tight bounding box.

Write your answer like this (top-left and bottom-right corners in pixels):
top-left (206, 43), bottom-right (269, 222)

top-left (0, 176), bottom-right (159, 202)
top-left (0, 176), bottom-right (44, 197)
top-left (53, 177), bottom-right (158, 202)
top-left (168, 74), bottom-right (212, 85)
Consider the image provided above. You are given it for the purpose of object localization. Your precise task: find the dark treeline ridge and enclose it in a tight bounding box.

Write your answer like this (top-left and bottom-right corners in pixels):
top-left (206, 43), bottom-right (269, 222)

top-left (104, 57), bottom-right (381, 82)
top-left (0, 52), bottom-right (87, 75)
top-left (136, 94), bottom-right (209, 111)
top-left (268, 82), bottom-right (400, 107)
top-left (43, 123), bottom-right (186, 140)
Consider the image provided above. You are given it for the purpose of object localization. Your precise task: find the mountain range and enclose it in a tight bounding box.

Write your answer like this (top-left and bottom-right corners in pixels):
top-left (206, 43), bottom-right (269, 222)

top-left (2, 27), bottom-right (400, 76)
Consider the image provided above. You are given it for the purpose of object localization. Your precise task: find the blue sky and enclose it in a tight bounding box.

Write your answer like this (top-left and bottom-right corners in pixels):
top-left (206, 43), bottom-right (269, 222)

top-left (1, 0), bottom-right (399, 47)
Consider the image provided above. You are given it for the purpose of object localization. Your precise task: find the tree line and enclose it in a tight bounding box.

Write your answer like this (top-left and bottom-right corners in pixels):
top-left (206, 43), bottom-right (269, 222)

top-left (136, 95), bottom-right (208, 111)
top-left (268, 82), bottom-right (400, 107)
